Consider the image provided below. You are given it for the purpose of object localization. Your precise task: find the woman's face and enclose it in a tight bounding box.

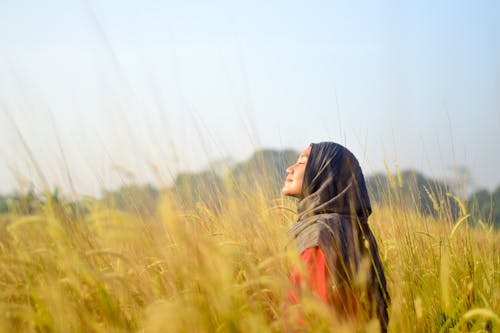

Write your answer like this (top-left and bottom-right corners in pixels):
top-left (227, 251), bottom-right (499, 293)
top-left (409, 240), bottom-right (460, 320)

top-left (282, 146), bottom-right (311, 197)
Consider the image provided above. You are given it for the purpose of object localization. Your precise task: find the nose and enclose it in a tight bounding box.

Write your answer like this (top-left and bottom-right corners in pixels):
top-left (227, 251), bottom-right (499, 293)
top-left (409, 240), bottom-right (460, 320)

top-left (286, 164), bottom-right (294, 173)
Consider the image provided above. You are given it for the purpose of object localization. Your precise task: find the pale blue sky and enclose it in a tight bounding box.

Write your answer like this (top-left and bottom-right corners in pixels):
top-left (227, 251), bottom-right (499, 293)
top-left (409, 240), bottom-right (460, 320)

top-left (1, 0), bottom-right (499, 196)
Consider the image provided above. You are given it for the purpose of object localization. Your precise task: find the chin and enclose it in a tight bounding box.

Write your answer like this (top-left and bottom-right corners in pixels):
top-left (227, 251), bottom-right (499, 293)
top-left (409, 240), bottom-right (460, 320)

top-left (282, 188), bottom-right (296, 197)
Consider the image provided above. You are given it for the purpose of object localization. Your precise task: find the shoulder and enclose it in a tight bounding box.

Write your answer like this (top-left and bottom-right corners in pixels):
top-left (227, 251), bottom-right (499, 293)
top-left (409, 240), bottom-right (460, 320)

top-left (300, 246), bottom-right (326, 263)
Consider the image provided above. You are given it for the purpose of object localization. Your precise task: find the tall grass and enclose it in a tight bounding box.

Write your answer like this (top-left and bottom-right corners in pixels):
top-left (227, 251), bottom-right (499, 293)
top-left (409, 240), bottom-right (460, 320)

top-left (0, 175), bottom-right (498, 332)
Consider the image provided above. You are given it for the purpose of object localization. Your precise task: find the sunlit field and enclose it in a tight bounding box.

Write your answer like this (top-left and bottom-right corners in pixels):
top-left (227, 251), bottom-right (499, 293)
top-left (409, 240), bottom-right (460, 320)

top-left (0, 171), bottom-right (498, 333)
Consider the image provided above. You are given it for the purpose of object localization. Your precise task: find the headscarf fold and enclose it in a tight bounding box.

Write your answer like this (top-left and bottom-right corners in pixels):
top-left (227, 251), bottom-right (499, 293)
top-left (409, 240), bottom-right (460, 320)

top-left (289, 142), bottom-right (390, 331)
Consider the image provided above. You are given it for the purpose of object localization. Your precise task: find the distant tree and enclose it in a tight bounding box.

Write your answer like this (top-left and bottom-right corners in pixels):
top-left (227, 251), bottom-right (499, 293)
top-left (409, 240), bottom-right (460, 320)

top-left (168, 149), bottom-right (298, 211)
top-left (468, 189), bottom-right (491, 216)
top-left (64, 198), bottom-right (90, 218)
top-left (172, 171), bottom-right (224, 211)
top-left (228, 149), bottom-right (298, 197)
top-left (366, 170), bottom-right (460, 220)
top-left (468, 187), bottom-right (499, 229)
top-left (493, 186), bottom-right (500, 229)
top-left (102, 184), bottom-right (159, 217)
top-left (0, 195), bottom-right (8, 214)
top-left (8, 186), bottom-right (39, 215)
top-left (0, 186), bottom-right (89, 219)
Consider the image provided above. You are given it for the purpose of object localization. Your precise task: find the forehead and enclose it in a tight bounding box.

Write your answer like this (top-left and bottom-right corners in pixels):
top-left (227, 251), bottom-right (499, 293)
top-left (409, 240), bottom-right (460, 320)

top-left (300, 146), bottom-right (312, 157)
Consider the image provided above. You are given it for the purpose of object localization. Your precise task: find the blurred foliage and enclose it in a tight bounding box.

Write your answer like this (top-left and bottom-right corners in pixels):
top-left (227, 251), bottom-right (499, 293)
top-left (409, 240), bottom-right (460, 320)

top-left (172, 171), bottom-right (224, 211)
top-left (0, 185), bottom-right (39, 215)
top-left (101, 184), bottom-right (159, 217)
top-left (365, 170), bottom-right (461, 222)
top-left (468, 186), bottom-right (500, 229)
top-left (228, 149), bottom-right (298, 196)
top-left (0, 149), bottom-right (498, 229)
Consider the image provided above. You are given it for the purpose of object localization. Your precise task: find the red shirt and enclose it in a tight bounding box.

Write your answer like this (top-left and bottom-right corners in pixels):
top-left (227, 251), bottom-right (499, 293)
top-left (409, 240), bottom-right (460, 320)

top-left (289, 246), bottom-right (328, 303)
top-left (288, 246), bottom-right (358, 317)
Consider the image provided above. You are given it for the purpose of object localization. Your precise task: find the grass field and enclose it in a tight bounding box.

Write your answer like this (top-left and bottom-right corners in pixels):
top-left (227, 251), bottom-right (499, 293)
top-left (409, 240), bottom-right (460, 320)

top-left (0, 180), bottom-right (498, 332)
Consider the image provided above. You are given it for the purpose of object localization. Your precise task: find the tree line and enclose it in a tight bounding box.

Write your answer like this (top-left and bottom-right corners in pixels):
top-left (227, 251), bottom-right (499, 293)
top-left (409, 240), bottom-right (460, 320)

top-left (1, 149), bottom-right (498, 229)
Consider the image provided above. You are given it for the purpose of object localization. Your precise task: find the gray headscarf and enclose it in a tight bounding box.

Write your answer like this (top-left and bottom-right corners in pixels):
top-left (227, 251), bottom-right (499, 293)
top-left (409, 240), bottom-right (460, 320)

top-left (289, 142), bottom-right (390, 331)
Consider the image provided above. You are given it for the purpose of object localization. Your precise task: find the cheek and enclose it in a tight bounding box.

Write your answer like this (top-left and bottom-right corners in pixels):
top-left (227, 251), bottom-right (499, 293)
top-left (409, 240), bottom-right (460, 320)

top-left (296, 171), bottom-right (305, 185)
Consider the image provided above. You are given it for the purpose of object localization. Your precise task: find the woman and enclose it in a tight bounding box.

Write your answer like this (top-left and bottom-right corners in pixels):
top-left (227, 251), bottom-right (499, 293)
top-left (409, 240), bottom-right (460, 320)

top-left (283, 142), bottom-right (390, 332)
